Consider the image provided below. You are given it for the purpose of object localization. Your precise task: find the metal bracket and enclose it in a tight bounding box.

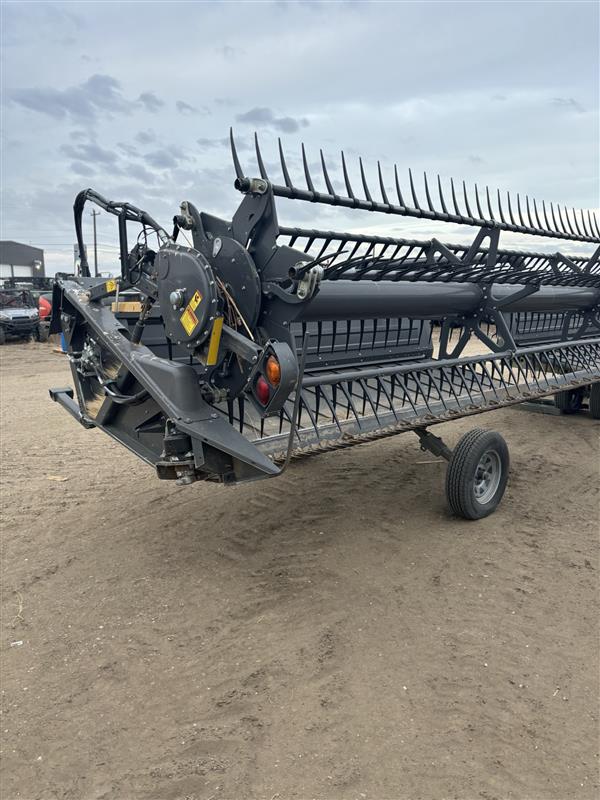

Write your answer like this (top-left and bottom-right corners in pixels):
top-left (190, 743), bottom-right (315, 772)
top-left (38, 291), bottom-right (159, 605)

top-left (414, 428), bottom-right (453, 462)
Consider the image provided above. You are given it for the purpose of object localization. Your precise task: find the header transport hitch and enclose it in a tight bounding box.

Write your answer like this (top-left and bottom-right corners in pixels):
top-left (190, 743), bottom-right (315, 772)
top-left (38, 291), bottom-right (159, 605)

top-left (50, 131), bottom-right (600, 519)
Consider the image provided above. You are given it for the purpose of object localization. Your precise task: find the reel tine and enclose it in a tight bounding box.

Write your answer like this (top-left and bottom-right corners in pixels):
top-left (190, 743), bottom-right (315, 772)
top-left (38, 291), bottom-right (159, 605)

top-left (278, 138), bottom-right (293, 189)
top-left (579, 208), bottom-right (591, 237)
top-left (564, 206), bottom-right (577, 236)
top-left (557, 204), bottom-right (570, 235)
top-left (230, 127), bottom-right (244, 181)
top-left (516, 194), bottom-right (526, 227)
top-left (462, 181), bottom-right (473, 218)
top-left (359, 157), bottom-right (373, 202)
top-left (486, 186), bottom-right (495, 221)
top-left (571, 207), bottom-right (583, 237)
top-left (341, 150), bottom-right (356, 200)
top-left (378, 161), bottom-right (390, 205)
top-left (507, 192), bottom-right (517, 225)
top-left (254, 132), bottom-right (268, 179)
top-left (320, 149), bottom-right (335, 196)
top-left (474, 183), bottom-right (484, 219)
top-left (423, 171), bottom-right (435, 212)
top-left (409, 169), bottom-right (421, 210)
top-left (550, 202), bottom-right (560, 233)
top-left (451, 178), bottom-right (461, 216)
top-left (496, 189), bottom-right (506, 223)
top-left (301, 143), bottom-right (315, 192)
top-left (438, 175), bottom-right (449, 214)
top-left (532, 198), bottom-right (543, 230)
top-left (525, 196), bottom-right (535, 229)
top-left (590, 210), bottom-right (600, 238)
top-left (394, 164), bottom-right (406, 207)
top-left (592, 211), bottom-right (600, 238)
top-left (542, 200), bottom-right (552, 231)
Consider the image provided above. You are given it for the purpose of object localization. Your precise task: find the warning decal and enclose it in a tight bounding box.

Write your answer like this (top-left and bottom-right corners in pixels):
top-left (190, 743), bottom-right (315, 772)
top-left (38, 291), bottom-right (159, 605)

top-left (105, 279), bottom-right (117, 293)
top-left (180, 306), bottom-right (199, 336)
top-left (179, 289), bottom-right (203, 336)
top-left (189, 290), bottom-right (203, 311)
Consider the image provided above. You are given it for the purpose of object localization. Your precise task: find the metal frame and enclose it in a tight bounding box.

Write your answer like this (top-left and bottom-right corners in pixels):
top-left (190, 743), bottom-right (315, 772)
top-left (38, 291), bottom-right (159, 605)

top-left (50, 131), bottom-right (600, 490)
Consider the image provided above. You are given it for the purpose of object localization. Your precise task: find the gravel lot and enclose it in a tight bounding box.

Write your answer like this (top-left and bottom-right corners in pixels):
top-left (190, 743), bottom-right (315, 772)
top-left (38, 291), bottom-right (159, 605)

top-left (1, 341), bottom-right (599, 800)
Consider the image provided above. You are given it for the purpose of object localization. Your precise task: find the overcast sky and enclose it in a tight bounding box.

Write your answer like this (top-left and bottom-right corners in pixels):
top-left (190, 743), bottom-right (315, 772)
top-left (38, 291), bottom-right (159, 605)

top-left (1, 0), bottom-right (599, 274)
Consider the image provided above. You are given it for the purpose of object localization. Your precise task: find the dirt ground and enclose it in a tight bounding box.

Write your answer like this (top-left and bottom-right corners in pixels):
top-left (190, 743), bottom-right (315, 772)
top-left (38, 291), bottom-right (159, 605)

top-left (1, 341), bottom-right (598, 800)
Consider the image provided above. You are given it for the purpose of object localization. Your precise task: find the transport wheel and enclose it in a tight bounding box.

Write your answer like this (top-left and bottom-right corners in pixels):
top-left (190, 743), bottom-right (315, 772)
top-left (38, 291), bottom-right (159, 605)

top-left (0, 327), bottom-right (5, 345)
top-left (554, 389), bottom-right (583, 414)
top-left (446, 428), bottom-right (509, 520)
top-left (589, 383), bottom-right (600, 420)
top-left (36, 324), bottom-right (49, 343)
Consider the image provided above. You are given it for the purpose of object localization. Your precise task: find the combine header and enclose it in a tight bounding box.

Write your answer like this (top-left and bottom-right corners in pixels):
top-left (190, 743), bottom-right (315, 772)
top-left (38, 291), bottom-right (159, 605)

top-left (50, 132), bottom-right (600, 519)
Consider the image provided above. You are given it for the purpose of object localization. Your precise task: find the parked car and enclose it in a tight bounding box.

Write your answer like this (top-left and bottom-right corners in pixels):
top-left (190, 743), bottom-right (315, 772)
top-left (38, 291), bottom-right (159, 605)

top-left (0, 289), bottom-right (43, 343)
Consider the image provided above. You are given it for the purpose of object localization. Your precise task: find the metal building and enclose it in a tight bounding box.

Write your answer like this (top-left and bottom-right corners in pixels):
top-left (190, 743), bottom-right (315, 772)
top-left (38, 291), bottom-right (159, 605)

top-left (0, 241), bottom-right (45, 280)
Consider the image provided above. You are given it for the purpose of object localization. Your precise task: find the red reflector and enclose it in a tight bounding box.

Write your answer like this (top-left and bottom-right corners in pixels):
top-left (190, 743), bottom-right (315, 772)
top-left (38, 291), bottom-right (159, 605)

top-left (256, 375), bottom-right (270, 405)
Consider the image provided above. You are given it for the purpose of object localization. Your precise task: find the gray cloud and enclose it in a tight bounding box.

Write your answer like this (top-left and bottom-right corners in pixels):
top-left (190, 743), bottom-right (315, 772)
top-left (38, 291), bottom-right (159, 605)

top-left (135, 129), bottom-right (156, 145)
top-left (145, 149), bottom-right (179, 169)
top-left (61, 141), bottom-right (118, 165)
top-left (128, 163), bottom-right (157, 184)
top-left (197, 135), bottom-right (252, 152)
top-left (137, 92), bottom-right (164, 113)
top-left (70, 161), bottom-right (95, 177)
top-left (216, 44), bottom-right (245, 61)
top-left (551, 97), bottom-right (585, 114)
top-left (10, 74), bottom-right (129, 120)
top-left (117, 142), bottom-right (137, 157)
top-left (235, 107), bottom-right (309, 133)
top-left (176, 100), bottom-right (197, 115)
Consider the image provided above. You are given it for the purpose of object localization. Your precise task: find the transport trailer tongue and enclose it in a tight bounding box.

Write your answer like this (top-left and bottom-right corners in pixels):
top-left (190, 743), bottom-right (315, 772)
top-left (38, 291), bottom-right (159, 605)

top-left (50, 131), bottom-right (600, 519)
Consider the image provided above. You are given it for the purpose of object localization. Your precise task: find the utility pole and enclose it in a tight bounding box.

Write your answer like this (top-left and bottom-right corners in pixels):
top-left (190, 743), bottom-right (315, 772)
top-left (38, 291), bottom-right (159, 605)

top-left (91, 209), bottom-right (100, 277)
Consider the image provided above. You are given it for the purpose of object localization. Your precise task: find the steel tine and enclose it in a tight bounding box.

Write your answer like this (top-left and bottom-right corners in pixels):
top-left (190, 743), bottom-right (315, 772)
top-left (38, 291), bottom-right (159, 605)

top-left (377, 161), bottom-right (390, 205)
top-left (591, 211), bottom-right (600, 238)
top-left (571, 207), bottom-right (583, 236)
top-left (516, 194), bottom-right (526, 227)
top-left (485, 186), bottom-right (495, 221)
top-left (394, 164), bottom-right (406, 207)
top-left (542, 200), bottom-right (552, 231)
top-left (462, 181), bottom-right (473, 218)
top-left (278, 138), bottom-right (293, 189)
top-left (229, 127), bottom-right (244, 181)
top-left (320, 150), bottom-right (335, 196)
top-left (496, 189), bottom-right (506, 223)
top-left (341, 150), bottom-right (356, 200)
top-left (451, 178), bottom-right (461, 216)
top-left (423, 172), bottom-right (435, 212)
top-left (563, 206), bottom-right (577, 236)
top-left (359, 157), bottom-right (373, 202)
top-left (525, 196), bottom-right (535, 229)
top-left (254, 132), bottom-right (268, 179)
top-left (550, 202), bottom-right (560, 233)
top-left (409, 169), bottom-right (421, 210)
top-left (437, 175), bottom-right (449, 214)
top-left (580, 208), bottom-right (591, 237)
top-left (301, 143), bottom-right (315, 193)
top-left (557, 204), bottom-right (570, 235)
top-left (532, 198), bottom-right (543, 230)
top-left (507, 192), bottom-right (517, 225)
top-left (474, 183), bottom-right (484, 219)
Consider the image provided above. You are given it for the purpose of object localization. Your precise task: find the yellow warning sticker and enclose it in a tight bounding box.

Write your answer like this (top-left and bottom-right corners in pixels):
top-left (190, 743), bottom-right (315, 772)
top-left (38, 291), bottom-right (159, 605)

top-left (105, 279), bottom-right (117, 293)
top-left (180, 306), bottom-right (199, 336)
top-left (189, 290), bottom-right (203, 311)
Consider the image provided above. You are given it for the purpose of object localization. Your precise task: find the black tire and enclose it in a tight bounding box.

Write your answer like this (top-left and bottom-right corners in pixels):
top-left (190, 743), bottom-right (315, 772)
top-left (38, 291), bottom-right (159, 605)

top-left (36, 324), bottom-right (49, 343)
top-left (589, 383), bottom-right (600, 420)
top-left (0, 327), bottom-right (5, 345)
top-left (554, 389), bottom-right (583, 414)
top-left (446, 428), bottom-right (510, 520)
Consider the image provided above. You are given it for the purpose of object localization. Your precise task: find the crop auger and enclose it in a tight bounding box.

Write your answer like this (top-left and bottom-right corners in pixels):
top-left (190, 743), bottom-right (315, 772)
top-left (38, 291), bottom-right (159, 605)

top-left (50, 131), bottom-right (600, 519)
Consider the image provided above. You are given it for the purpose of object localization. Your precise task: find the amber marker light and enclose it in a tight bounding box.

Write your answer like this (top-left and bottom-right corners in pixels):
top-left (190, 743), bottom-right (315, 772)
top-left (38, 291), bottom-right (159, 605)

top-left (265, 355), bottom-right (281, 386)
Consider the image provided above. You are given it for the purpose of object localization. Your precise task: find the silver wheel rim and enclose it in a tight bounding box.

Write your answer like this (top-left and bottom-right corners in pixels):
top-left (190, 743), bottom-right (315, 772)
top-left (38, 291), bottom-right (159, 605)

top-left (473, 449), bottom-right (501, 504)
